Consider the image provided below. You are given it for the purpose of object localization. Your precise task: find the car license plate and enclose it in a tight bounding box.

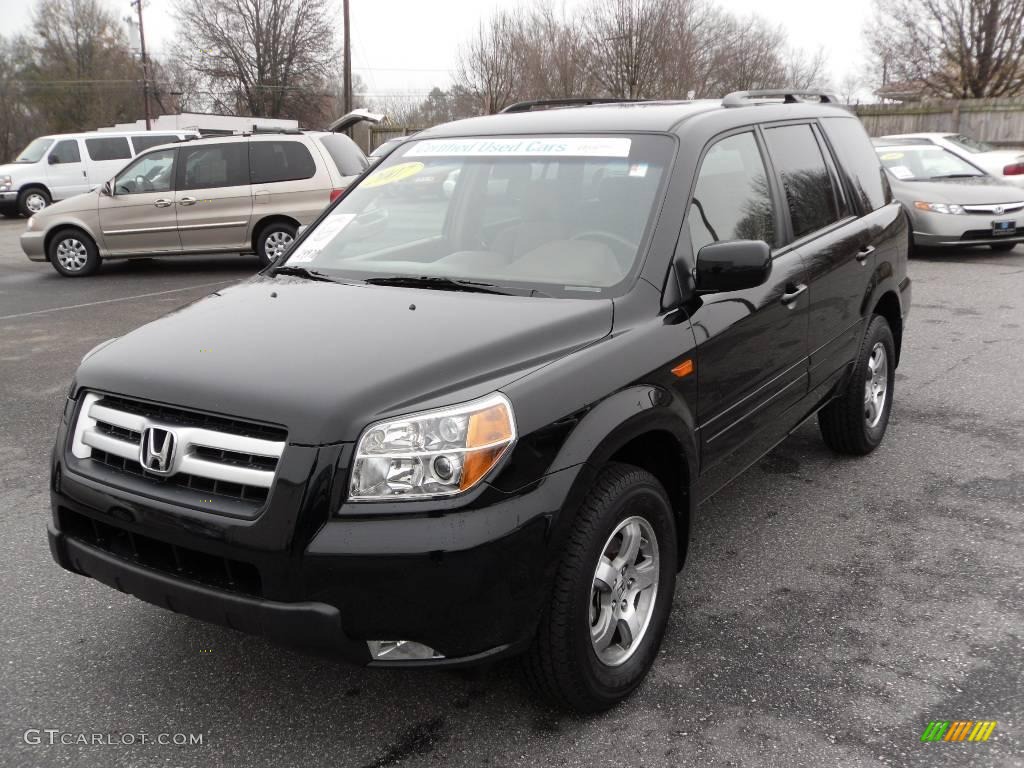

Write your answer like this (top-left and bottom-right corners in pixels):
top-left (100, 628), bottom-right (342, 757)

top-left (992, 219), bottom-right (1016, 236)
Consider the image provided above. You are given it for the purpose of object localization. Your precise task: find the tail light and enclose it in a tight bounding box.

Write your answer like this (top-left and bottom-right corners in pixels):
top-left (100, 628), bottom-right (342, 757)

top-left (329, 188), bottom-right (346, 202)
top-left (1003, 163), bottom-right (1024, 176)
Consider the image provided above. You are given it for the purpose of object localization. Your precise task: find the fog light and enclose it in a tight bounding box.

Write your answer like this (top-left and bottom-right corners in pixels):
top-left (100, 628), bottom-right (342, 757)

top-left (367, 640), bottom-right (444, 661)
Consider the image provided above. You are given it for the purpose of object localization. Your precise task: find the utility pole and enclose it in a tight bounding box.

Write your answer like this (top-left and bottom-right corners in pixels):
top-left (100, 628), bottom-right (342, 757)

top-left (132, 0), bottom-right (152, 130)
top-left (342, 0), bottom-right (352, 116)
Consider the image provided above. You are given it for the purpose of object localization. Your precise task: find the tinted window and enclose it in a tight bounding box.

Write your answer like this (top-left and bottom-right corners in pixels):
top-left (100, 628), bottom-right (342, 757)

top-left (688, 132), bottom-right (775, 254)
top-left (131, 134), bottom-right (180, 153)
top-left (85, 137), bottom-right (132, 161)
top-left (50, 140), bottom-right (81, 164)
top-left (250, 141), bottom-right (316, 184)
top-left (316, 134), bottom-right (369, 176)
top-left (114, 149), bottom-right (176, 195)
top-left (764, 124), bottom-right (840, 239)
top-left (177, 143), bottom-right (250, 190)
top-left (821, 118), bottom-right (891, 212)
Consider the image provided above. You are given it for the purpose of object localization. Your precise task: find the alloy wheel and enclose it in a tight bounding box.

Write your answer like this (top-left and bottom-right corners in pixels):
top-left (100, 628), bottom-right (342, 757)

top-left (55, 238), bottom-right (89, 272)
top-left (864, 342), bottom-right (888, 428)
top-left (590, 515), bottom-right (660, 667)
top-left (264, 231), bottom-right (294, 260)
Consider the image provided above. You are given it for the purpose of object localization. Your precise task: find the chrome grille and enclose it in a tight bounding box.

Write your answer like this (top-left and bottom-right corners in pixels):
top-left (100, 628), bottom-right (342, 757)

top-left (961, 201), bottom-right (1024, 215)
top-left (70, 392), bottom-right (286, 507)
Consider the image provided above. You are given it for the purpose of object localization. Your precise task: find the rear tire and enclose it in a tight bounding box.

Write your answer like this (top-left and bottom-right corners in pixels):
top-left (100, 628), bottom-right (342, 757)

top-left (524, 462), bottom-right (677, 713)
top-left (818, 315), bottom-right (895, 455)
top-left (18, 187), bottom-right (50, 217)
top-left (256, 221), bottom-right (297, 267)
top-left (990, 242), bottom-right (1016, 252)
top-left (48, 228), bottom-right (101, 277)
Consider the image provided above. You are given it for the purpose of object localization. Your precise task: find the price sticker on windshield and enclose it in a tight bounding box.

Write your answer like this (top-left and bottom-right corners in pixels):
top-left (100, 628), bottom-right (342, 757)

top-left (362, 161), bottom-right (425, 188)
top-left (286, 213), bottom-right (356, 263)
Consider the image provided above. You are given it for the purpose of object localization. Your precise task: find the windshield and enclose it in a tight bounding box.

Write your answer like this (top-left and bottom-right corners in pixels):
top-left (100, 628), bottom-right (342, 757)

top-left (15, 138), bottom-right (54, 164)
top-left (282, 134), bottom-right (674, 298)
top-left (944, 134), bottom-right (995, 154)
top-left (876, 147), bottom-right (985, 181)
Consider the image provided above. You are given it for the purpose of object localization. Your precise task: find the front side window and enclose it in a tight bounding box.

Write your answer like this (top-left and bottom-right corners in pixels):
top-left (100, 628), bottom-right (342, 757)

top-left (85, 137), bottom-right (132, 162)
top-left (281, 134), bottom-right (674, 298)
top-left (49, 140), bottom-right (81, 164)
top-left (15, 138), bottom-right (54, 164)
top-left (688, 131), bottom-right (775, 255)
top-left (114, 149), bottom-right (176, 195)
top-left (764, 124), bottom-right (841, 240)
top-left (177, 143), bottom-right (249, 190)
top-left (250, 141), bottom-right (316, 184)
top-left (876, 146), bottom-right (986, 181)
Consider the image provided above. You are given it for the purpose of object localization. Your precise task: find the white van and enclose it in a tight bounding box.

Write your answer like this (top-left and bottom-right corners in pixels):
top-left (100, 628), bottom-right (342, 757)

top-left (0, 130), bottom-right (198, 217)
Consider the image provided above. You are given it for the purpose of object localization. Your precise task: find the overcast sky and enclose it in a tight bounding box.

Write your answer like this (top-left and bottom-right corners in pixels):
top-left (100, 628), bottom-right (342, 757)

top-left (5, 0), bottom-right (873, 97)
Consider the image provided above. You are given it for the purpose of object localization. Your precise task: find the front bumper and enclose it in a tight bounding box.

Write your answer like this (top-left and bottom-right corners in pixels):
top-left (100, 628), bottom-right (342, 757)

top-left (910, 209), bottom-right (1024, 247)
top-left (21, 230), bottom-right (46, 261)
top-left (49, 415), bottom-right (582, 665)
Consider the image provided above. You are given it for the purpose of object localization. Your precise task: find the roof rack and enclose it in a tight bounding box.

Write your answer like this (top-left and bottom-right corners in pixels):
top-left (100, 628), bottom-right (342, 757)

top-left (722, 89), bottom-right (837, 108)
top-left (500, 97), bottom-right (644, 114)
top-left (247, 126), bottom-right (303, 135)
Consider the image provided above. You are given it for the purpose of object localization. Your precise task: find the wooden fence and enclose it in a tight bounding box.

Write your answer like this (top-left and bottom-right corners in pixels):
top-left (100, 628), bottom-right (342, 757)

top-left (854, 98), bottom-right (1024, 146)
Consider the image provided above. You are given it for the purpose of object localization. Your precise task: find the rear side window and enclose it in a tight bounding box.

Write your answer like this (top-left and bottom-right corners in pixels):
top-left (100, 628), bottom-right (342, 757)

top-left (131, 134), bottom-right (180, 153)
top-left (85, 137), bottom-right (132, 161)
top-left (764, 124), bottom-right (840, 240)
top-left (820, 118), bottom-right (891, 212)
top-left (688, 131), bottom-right (776, 253)
top-left (316, 134), bottom-right (369, 176)
top-left (177, 143), bottom-right (250, 189)
top-left (49, 140), bottom-right (81, 164)
top-left (250, 141), bottom-right (316, 184)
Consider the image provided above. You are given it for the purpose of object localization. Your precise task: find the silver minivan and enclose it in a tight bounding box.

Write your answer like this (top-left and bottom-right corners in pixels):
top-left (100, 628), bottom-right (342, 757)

top-left (0, 130), bottom-right (198, 217)
top-left (20, 131), bottom-right (371, 276)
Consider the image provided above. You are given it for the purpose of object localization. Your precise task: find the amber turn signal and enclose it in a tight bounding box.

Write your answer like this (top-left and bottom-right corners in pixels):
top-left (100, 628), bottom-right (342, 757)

top-left (671, 359), bottom-right (694, 378)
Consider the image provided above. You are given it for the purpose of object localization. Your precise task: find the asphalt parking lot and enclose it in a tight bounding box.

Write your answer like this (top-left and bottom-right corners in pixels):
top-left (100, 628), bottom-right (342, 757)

top-left (1, 217), bottom-right (1021, 768)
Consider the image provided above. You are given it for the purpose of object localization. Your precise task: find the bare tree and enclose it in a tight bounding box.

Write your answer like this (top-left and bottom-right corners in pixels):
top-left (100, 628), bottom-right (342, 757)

top-left (522, 2), bottom-right (594, 98)
top-left (585, 0), bottom-right (675, 99)
top-left (457, 10), bottom-right (528, 113)
top-left (173, 0), bottom-right (339, 123)
top-left (867, 0), bottom-right (1024, 97)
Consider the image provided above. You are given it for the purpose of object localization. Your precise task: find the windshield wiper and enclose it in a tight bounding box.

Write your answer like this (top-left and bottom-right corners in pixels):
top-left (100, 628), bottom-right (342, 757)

top-left (929, 173), bottom-right (983, 179)
top-left (271, 265), bottom-right (344, 283)
top-left (363, 275), bottom-right (512, 295)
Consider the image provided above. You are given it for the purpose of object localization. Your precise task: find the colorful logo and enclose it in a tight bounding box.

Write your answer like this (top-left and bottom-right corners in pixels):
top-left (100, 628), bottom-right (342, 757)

top-left (920, 721), bottom-right (997, 742)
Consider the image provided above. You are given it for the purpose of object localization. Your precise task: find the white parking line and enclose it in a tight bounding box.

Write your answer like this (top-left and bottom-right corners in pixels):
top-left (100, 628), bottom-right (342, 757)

top-left (0, 280), bottom-right (235, 321)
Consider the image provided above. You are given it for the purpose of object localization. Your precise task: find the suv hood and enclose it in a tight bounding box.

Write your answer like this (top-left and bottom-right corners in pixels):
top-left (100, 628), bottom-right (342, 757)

top-left (75, 277), bottom-right (613, 444)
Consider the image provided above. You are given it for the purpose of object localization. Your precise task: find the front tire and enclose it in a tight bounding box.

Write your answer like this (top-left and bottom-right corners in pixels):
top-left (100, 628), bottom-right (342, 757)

top-left (48, 228), bottom-right (101, 277)
top-left (990, 242), bottom-right (1016, 252)
top-left (18, 187), bottom-right (51, 217)
top-left (256, 221), bottom-right (297, 267)
top-left (818, 315), bottom-right (895, 455)
top-left (524, 463), bottom-right (677, 712)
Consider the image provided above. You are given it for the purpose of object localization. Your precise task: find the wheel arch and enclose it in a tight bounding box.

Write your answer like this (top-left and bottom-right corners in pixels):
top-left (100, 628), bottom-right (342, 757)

top-left (251, 214), bottom-right (301, 253)
top-left (871, 290), bottom-right (903, 366)
top-left (19, 182), bottom-right (53, 200)
top-left (44, 224), bottom-right (97, 262)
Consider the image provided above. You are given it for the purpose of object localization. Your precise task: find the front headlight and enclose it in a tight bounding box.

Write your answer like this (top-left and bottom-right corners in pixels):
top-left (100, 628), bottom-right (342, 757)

top-left (349, 393), bottom-right (516, 501)
top-left (914, 201), bottom-right (966, 214)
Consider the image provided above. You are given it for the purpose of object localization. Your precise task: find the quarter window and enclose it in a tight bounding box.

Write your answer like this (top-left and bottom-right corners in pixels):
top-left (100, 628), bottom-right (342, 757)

top-left (764, 124), bottom-right (840, 240)
top-left (820, 118), bottom-right (891, 212)
top-left (250, 141), bottom-right (316, 184)
top-left (85, 137), bottom-right (132, 161)
top-left (688, 131), bottom-right (775, 254)
top-left (178, 143), bottom-right (250, 190)
top-left (49, 140), bottom-right (81, 164)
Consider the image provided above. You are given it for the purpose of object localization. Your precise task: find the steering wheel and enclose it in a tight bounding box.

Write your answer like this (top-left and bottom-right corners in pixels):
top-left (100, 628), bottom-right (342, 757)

top-left (571, 230), bottom-right (636, 256)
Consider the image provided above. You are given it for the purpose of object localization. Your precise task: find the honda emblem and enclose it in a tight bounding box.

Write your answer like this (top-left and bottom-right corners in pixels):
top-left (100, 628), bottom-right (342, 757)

top-left (140, 427), bottom-right (176, 474)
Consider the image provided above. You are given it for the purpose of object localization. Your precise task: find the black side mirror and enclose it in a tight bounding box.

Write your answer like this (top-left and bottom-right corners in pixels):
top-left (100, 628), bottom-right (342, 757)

top-left (48, 154), bottom-right (59, 165)
top-left (695, 240), bottom-right (772, 293)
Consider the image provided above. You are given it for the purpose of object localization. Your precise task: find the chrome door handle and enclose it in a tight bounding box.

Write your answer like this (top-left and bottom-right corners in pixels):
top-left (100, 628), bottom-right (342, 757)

top-left (856, 244), bottom-right (875, 263)
top-left (781, 283), bottom-right (807, 305)
top-left (154, 198), bottom-right (173, 208)
top-left (179, 196), bottom-right (197, 206)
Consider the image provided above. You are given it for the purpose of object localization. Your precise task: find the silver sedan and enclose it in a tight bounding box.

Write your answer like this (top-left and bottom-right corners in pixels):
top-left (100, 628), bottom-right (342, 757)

top-left (874, 143), bottom-right (1023, 252)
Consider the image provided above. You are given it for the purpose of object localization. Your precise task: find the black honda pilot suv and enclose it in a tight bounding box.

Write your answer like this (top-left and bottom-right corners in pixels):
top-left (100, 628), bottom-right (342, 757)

top-left (49, 91), bottom-right (911, 712)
